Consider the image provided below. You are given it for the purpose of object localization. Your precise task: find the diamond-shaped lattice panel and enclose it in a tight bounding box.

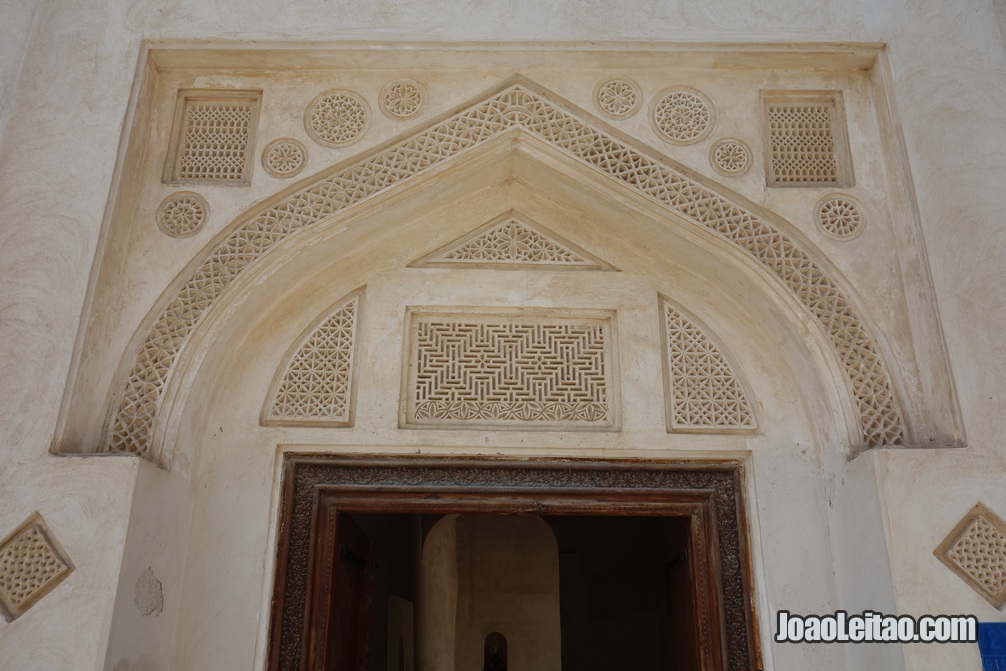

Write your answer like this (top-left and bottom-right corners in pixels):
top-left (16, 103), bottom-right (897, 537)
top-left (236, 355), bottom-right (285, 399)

top-left (936, 503), bottom-right (1006, 608)
top-left (0, 513), bottom-right (73, 620)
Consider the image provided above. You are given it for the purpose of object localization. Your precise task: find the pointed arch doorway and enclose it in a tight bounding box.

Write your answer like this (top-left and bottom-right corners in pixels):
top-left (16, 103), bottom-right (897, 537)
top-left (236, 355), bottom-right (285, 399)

top-left (267, 455), bottom-right (760, 671)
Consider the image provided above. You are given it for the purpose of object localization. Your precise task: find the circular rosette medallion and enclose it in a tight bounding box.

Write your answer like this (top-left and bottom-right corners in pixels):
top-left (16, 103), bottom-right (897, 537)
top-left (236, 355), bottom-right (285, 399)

top-left (305, 89), bottom-right (370, 147)
top-left (817, 194), bottom-right (865, 240)
top-left (650, 86), bottom-right (716, 145)
top-left (156, 192), bottom-right (208, 237)
top-left (709, 138), bottom-right (752, 176)
top-left (594, 76), bottom-right (642, 119)
top-left (262, 138), bottom-right (308, 178)
top-left (379, 79), bottom-right (428, 120)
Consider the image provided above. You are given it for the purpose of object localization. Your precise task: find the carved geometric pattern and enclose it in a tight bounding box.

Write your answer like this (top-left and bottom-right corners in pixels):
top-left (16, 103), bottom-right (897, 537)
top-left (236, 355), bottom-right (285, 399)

top-left (263, 289), bottom-right (361, 426)
top-left (660, 299), bottom-right (755, 431)
top-left (379, 79), bottom-right (427, 120)
top-left (817, 194), bottom-right (864, 239)
top-left (709, 138), bottom-right (752, 176)
top-left (936, 503), bottom-right (1006, 608)
top-left (594, 77), bottom-right (641, 119)
top-left (305, 90), bottom-right (370, 147)
top-left (409, 210), bottom-right (616, 270)
top-left (165, 90), bottom-right (260, 186)
top-left (156, 192), bottom-right (208, 237)
top-left (404, 309), bottom-right (617, 429)
top-left (764, 93), bottom-right (850, 186)
top-left (0, 513), bottom-right (73, 620)
top-left (262, 138), bottom-right (308, 179)
top-left (651, 87), bottom-right (715, 145)
top-left (104, 81), bottom-right (904, 458)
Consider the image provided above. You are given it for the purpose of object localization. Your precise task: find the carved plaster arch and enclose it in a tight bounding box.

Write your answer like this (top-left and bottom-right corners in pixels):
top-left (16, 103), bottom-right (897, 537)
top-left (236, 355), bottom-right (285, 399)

top-left (99, 78), bottom-right (906, 459)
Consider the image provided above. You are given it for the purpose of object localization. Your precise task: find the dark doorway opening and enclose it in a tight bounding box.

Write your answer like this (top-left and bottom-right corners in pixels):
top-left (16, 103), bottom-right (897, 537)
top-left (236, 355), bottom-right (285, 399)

top-left (267, 455), bottom-right (759, 671)
top-left (551, 515), bottom-right (699, 670)
top-left (322, 512), bottom-right (700, 671)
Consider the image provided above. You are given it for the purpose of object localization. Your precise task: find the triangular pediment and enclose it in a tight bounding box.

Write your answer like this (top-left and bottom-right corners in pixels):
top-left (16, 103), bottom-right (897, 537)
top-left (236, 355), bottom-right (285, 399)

top-left (409, 210), bottom-right (616, 271)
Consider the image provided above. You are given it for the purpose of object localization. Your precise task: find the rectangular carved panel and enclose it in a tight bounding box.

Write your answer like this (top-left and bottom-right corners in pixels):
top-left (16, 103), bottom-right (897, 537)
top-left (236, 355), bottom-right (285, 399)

top-left (402, 308), bottom-right (619, 430)
top-left (163, 89), bottom-right (261, 186)
top-left (763, 91), bottom-right (853, 187)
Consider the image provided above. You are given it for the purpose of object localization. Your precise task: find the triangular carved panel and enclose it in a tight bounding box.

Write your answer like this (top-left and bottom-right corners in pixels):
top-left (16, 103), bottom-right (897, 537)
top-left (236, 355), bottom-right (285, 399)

top-left (409, 210), bottom-right (616, 270)
top-left (660, 296), bottom-right (756, 432)
top-left (262, 288), bottom-right (363, 426)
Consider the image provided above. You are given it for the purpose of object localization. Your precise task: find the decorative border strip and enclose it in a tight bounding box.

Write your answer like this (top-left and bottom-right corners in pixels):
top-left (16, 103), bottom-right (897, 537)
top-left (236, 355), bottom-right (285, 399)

top-left (102, 79), bottom-right (905, 458)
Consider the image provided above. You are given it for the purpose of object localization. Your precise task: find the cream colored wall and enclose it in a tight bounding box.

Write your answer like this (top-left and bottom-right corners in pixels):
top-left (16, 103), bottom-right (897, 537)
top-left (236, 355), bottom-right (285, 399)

top-left (102, 460), bottom-right (191, 671)
top-left (2, 2), bottom-right (1005, 671)
top-left (452, 516), bottom-right (561, 671)
top-left (420, 516), bottom-right (459, 671)
top-left (420, 515), bottom-right (562, 671)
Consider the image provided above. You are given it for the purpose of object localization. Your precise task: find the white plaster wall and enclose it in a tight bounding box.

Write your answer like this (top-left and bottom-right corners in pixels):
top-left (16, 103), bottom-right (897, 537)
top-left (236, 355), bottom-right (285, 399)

top-left (2, 2), bottom-right (1006, 671)
top-left (0, 0), bottom-right (41, 144)
top-left (0, 458), bottom-right (138, 671)
top-left (102, 459), bottom-right (192, 671)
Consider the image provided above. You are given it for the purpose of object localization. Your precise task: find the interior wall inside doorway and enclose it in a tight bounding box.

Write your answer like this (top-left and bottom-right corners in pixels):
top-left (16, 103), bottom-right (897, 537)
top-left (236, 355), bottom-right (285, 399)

top-left (350, 513), bottom-right (698, 671)
top-left (424, 514), bottom-right (562, 671)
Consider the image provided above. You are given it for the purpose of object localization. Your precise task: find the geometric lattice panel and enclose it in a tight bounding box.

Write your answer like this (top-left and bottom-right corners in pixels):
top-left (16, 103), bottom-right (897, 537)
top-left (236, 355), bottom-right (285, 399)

top-left (263, 288), bottom-right (363, 426)
top-left (103, 81), bottom-right (905, 459)
top-left (936, 503), bottom-right (1006, 608)
top-left (660, 297), bottom-right (755, 432)
top-left (0, 513), bottom-right (73, 621)
top-left (163, 89), bottom-right (261, 186)
top-left (402, 308), bottom-right (618, 430)
top-left (763, 91), bottom-right (852, 187)
top-left (409, 210), bottom-right (615, 271)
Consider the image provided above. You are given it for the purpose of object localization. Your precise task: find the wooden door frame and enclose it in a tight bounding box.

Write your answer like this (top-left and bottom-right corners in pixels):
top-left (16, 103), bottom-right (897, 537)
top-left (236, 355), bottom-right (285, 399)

top-left (266, 454), bottom-right (761, 671)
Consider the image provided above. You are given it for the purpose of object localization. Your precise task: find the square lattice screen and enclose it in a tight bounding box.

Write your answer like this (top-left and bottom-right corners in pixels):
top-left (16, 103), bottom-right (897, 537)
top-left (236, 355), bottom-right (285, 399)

top-left (762, 91), bottom-right (853, 187)
top-left (163, 89), bottom-right (261, 186)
